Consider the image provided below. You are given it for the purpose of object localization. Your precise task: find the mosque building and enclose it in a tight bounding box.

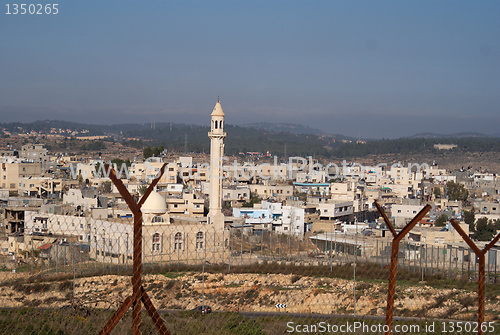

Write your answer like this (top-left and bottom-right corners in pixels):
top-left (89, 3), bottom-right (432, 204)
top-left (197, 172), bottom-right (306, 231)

top-left (24, 99), bottom-right (230, 265)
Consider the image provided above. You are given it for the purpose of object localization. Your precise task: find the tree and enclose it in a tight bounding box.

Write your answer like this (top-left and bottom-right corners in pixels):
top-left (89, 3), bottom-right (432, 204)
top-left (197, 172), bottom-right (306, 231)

top-left (111, 158), bottom-right (131, 167)
top-left (78, 174), bottom-right (84, 188)
top-left (143, 146), bottom-right (165, 159)
top-left (473, 217), bottom-right (497, 241)
top-left (433, 187), bottom-right (441, 198)
top-left (242, 196), bottom-right (261, 208)
top-left (100, 181), bottom-right (112, 193)
top-left (435, 214), bottom-right (448, 227)
top-left (138, 185), bottom-right (148, 195)
top-left (463, 209), bottom-right (475, 232)
top-left (143, 147), bottom-right (153, 160)
top-left (445, 181), bottom-right (468, 203)
top-left (493, 219), bottom-right (500, 231)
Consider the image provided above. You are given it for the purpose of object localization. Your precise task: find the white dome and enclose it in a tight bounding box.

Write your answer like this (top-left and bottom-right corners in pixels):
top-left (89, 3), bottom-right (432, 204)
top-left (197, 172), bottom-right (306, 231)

top-left (141, 191), bottom-right (167, 214)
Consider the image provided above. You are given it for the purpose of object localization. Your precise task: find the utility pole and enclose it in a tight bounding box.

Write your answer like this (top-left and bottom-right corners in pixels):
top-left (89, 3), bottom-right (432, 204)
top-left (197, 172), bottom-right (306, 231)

top-left (202, 235), bottom-right (206, 309)
top-left (289, 207), bottom-right (293, 261)
top-left (354, 217), bottom-right (357, 317)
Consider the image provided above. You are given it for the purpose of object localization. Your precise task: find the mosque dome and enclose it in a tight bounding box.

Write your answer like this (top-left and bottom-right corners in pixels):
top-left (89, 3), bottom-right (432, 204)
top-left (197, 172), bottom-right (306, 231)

top-left (141, 191), bottom-right (167, 214)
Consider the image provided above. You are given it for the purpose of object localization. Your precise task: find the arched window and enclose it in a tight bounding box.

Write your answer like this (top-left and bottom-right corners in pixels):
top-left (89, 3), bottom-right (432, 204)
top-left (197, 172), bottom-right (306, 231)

top-left (152, 233), bottom-right (161, 252)
top-left (196, 231), bottom-right (204, 249)
top-left (215, 120), bottom-right (218, 129)
top-left (174, 232), bottom-right (183, 250)
top-left (220, 121), bottom-right (223, 129)
top-left (152, 215), bottom-right (164, 223)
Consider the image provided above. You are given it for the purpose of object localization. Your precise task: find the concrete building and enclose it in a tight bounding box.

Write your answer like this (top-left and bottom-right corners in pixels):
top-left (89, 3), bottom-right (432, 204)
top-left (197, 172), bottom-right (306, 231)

top-left (222, 185), bottom-right (251, 203)
top-left (316, 200), bottom-right (354, 222)
top-left (18, 177), bottom-right (62, 197)
top-left (20, 143), bottom-right (48, 163)
top-left (23, 191), bottom-right (227, 265)
top-left (232, 201), bottom-right (305, 236)
top-left (248, 183), bottom-right (293, 201)
top-left (166, 193), bottom-right (204, 217)
top-left (391, 204), bottom-right (426, 227)
top-left (0, 159), bottom-right (42, 193)
top-left (407, 223), bottom-right (469, 247)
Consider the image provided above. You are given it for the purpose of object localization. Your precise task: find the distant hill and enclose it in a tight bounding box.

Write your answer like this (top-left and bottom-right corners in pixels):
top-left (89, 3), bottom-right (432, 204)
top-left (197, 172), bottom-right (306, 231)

top-left (242, 122), bottom-right (356, 141)
top-left (3, 120), bottom-right (500, 159)
top-left (410, 132), bottom-right (489, 139)
top-left (0, 120), bottom-right (141, 136)
top-left (243, 122), bottom-right (327, 135)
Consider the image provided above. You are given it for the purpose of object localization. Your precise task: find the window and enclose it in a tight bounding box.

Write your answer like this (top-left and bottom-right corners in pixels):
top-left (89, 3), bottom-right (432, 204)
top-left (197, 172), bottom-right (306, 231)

top-left (174, 232), bottom-right (183, 250)
top-left (196, 231), bottom-right (204, 249)
top-left (152, 233), bottom-right (161, 252)
top-left (152, 216), bottom-right (164, 223)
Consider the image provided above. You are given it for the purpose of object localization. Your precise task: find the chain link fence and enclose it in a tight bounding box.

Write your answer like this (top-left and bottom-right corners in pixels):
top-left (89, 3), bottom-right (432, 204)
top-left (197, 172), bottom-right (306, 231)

top-left (1, 208), bottom-right (499, 334)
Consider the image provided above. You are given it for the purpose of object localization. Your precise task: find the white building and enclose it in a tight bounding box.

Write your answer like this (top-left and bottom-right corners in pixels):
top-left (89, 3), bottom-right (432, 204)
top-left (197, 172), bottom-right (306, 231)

top-left (233, 201), bottom-right (305, 237)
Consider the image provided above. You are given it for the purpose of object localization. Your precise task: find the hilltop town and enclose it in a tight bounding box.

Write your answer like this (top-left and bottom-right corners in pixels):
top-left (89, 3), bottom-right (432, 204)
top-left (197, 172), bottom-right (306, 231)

top-left (1, 101), bottom-right (499, 280)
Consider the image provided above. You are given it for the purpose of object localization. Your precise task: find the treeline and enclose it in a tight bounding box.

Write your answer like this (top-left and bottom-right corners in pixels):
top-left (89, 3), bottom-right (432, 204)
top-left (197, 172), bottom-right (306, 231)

top-left (330, 137), bottom-right (500, 158)
top-left (128, 124), bottom-right (500, 159)
top-left (5, 120), bottom-right (500, 159)
top-left (0, 120), bottom-right (144, 137)
top-left (125, 124), bottom-right (337, 157)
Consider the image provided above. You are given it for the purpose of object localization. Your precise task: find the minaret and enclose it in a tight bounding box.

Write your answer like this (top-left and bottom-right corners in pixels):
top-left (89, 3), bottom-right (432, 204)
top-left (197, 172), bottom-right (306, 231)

top-left (208, 97), bottom-right (226, 230)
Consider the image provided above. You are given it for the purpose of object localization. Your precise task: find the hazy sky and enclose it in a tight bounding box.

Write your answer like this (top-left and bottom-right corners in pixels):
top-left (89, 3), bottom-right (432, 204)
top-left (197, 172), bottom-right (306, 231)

top-left (1, 1), bottom-right (499, 138)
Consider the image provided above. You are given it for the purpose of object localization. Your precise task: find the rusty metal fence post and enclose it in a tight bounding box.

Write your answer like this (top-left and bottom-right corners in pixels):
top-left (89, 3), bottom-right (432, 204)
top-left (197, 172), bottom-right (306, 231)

top-left (99, 164), bottom-right (170, 335)
top-left (374, 201), bottom-right (431, 335)
top-left (450, 219), bottom-right (500, 335)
